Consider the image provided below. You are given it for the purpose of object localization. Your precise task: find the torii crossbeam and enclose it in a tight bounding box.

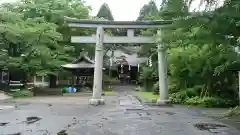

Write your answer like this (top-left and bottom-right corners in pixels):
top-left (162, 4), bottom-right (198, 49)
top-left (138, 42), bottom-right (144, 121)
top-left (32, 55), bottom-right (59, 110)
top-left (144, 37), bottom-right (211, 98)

top-left (65, 17), bottom-right (172, 105)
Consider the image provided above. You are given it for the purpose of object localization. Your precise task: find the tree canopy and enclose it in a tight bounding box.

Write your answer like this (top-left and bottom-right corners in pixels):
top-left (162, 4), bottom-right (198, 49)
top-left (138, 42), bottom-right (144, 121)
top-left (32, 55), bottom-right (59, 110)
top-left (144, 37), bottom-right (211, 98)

top-left (0, 0), bottom-right (92, 75)
top-left (138, 0), bottom-right (240, 107)
top-left (97, 3), bottom-right (114, 21)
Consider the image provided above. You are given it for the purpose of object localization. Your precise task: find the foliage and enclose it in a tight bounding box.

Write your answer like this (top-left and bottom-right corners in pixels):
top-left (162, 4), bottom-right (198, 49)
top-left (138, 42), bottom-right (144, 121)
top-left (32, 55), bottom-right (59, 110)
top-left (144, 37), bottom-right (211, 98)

top-left (97, 3), bottom-right (114, 21)
top-left (139, 66), bottom-right (158, 92)
top-left (10, 90), bottom-right (33, 98)
top-left (223, 106), bottom-right (240, 118)
top-left (137, 0), bottom-right (159, 20)
top-left (169, 88), bottom-right (197, 104)
top-left (153, 81), bottom-right (159, 95)
top-left (103, 74), bottom-right (120, 86)
top-left (0, 0), bottom-right (92, 76)
top-left (137, 0), bottom-right (240, 107)
top-left (62, 88), bottom-right (69, 93)
top-left (184, 96), bottom-right (236, 108)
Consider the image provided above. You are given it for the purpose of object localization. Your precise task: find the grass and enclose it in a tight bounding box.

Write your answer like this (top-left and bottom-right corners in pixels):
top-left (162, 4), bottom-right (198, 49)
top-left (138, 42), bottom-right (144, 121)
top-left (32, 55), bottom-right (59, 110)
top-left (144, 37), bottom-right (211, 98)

top-left (104, 90), bottom-right (116, 95)
top-left (9, 90), bottom-right (34, 98)
top-left (137, 91), bottom-right (159, 101)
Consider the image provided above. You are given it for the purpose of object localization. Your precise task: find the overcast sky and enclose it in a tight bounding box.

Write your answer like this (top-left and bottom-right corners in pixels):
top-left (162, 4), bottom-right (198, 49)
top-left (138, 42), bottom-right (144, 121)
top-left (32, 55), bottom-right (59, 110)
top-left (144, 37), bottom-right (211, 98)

top-left (1, 0), bottom-right (224, 21)
top-left (85, 0), bottom-right (162, 21)
top-left (85, 0), bottom-right (220, 21)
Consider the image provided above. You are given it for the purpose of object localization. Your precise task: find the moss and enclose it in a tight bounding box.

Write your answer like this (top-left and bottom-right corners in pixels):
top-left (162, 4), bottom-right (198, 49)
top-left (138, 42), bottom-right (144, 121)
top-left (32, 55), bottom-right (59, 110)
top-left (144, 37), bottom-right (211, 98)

top-left (137, 91), bottom-right (159, 101)
top-left (104, 90), bottom-right (116, 95)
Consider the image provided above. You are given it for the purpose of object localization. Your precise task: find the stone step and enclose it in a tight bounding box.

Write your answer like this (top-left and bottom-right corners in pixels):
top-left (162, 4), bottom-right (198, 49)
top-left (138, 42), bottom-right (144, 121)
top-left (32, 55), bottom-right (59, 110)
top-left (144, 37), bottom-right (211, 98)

top-left (119, 94), bottom-right (143, 110)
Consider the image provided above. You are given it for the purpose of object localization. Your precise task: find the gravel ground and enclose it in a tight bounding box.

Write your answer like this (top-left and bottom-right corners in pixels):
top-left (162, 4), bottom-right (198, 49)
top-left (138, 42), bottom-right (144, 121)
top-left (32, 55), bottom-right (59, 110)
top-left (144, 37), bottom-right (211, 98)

top-left (0, 86), bottom-right (239, 135)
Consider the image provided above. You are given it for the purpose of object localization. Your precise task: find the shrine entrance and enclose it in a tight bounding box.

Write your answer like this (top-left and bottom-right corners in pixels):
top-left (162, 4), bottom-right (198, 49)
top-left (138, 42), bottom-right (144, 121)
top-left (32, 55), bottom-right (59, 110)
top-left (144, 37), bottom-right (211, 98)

top-left (117, 57), bottom-right (139, 84)
top-left (65, 17), bottom-right (172, 105)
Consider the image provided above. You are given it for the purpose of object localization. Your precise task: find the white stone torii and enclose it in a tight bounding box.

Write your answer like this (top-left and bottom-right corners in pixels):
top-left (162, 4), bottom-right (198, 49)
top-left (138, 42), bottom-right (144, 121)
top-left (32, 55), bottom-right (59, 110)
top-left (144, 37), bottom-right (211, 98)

top-left (65, 18), bottom-right (172, 105)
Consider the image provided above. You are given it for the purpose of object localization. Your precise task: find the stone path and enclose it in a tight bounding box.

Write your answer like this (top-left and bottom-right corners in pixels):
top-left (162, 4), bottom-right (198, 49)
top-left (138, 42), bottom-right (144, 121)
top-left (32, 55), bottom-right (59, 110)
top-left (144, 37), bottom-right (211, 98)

top-left (0, 86), bottom-right (240, 135)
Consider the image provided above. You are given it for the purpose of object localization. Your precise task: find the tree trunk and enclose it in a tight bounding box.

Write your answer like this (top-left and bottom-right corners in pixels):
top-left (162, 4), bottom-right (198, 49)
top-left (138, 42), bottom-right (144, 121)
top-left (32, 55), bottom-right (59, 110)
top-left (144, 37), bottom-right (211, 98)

top-left (49, 75), bottom-right (57, 88)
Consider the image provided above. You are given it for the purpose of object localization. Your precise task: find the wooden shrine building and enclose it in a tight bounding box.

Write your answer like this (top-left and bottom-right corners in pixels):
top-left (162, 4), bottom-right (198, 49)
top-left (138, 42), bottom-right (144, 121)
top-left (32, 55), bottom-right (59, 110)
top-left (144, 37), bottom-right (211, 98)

top-left (61, 53), bottom-right (95, 90)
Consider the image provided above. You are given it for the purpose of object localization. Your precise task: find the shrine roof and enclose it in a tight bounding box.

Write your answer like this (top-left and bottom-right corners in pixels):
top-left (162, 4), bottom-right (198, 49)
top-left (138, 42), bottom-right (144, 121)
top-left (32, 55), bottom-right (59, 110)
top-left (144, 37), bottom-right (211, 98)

top-left (72, 55), bottom-right (94, 64)
top-left (62, 63), bottom-right (94, 69)
top-left (61, 54), bottom-right (95, 69)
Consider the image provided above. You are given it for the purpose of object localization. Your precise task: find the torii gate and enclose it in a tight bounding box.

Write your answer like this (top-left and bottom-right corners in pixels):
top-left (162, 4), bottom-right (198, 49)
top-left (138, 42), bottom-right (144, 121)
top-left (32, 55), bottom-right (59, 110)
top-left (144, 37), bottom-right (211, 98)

top-left (65, 17), bottom-right (172, 105)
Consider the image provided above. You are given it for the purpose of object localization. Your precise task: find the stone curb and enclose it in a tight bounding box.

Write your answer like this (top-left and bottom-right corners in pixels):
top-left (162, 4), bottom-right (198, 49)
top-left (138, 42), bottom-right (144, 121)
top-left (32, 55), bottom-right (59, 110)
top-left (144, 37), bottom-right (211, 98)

top-left (132, 92), bottom-right (156, 105)
top-left (132, 92), bottom-right (173, 107)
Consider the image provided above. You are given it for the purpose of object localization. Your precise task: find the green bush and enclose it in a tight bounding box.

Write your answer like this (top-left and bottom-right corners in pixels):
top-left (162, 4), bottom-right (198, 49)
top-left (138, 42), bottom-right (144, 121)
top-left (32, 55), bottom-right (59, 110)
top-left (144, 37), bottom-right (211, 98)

top-left (11, 90), bottom-right (33, 98)
top-left (153, 81), bottom-right (159, 95)
top-left (103, 74), bottom-right (120, 85)
top-left (169, 91), bottom-right (187, 104)
top-left (184, 88), bottom-right (198, 97)
top-left (223, 106), bottom-right (240, 118)
top-left (62, 88), bottom-right (69, 93)
top-left (139, 66), bottom-right (157, 92)
top-left (169, 88), bottom-right (199, 104)
top-left (134, 86), bottom-right (141, 91)
top-left (169, 88), bottom-right (237, 107)
top-left (184, 96), bottom-right (236, 108)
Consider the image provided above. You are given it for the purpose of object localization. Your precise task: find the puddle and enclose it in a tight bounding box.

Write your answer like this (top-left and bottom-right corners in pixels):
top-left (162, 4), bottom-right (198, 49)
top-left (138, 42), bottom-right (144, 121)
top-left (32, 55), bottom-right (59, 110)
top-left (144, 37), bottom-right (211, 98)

top-left (8, 132), bottom-right (21, 135)
top-left (0, 122), bottom-right (9, 126)
top-left (18, 102), bottom-right (31, 106)
top-left (93, 123), bottom-right (103, 128)
top-left (25, 116), bottom-right (41, 124)
top-left (165, 112), bottom-right (176, 115)
top-left (57, 130), bottom-right (68, 135)
top-left (146, 112), bottom-right (151, 115)
top-left (194, 123), bottom-right (227, 133)
top-left (36, 129), bottom-right (50, 134)
top-left (125, 108), bottom-right (144, 111)
top-left (102, 117), bottom-right (108, 120)
top-left (137, 112), bottom-right (142, 116)
top-left (140, 117), bottom-right (152, 120)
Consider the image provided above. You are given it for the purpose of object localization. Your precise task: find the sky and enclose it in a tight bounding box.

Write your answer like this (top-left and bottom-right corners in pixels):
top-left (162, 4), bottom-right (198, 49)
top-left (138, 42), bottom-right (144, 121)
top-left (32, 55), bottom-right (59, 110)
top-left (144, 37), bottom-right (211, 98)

top-left (85, 0), bottom-right (162, 21)
top-left (85, 0), bottom-right (225, 21)
top-left (0, 0), bottom-right (224, 21)
top-left (84, 0), bottom-right (217, 21)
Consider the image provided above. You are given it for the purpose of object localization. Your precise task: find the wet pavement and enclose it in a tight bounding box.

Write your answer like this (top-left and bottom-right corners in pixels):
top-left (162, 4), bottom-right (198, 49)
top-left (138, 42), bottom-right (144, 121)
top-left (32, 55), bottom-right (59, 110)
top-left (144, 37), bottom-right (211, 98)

top-left (0, 86), bottom-right (240, 135)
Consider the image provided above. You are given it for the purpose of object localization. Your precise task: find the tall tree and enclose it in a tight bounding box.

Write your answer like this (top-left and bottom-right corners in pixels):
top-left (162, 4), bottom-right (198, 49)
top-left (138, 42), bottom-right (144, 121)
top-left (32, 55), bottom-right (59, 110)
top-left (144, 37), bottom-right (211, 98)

top-left (137, 0), bottom-right (158, 20)
top-left (97, 3), bottom-right (114, 20)
top-left (138, 0), bottom-right (240, 106)
top-left (159, 0), bottom-right (189, 20)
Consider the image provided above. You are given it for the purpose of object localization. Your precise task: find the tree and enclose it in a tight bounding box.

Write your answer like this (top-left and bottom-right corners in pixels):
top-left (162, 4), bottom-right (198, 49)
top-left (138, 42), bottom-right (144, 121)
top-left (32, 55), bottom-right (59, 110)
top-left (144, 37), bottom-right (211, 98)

top-left (138, 0), bottom-right (240, 107)
top-left (137, 0), bottom-right (159, 20)
top-left (97, 3), bottom-right (114, 20)
top-left (2, 0), bottom-right (94, 58)
top-left (0, 0), bottom-right (92, 76)
top-left (0, 9), bottom-right (63, 75)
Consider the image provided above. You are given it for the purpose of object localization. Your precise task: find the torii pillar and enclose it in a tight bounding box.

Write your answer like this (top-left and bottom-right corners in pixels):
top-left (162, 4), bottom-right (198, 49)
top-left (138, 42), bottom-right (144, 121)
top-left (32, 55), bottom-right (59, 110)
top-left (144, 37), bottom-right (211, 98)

top-left (65, 17), bottom-right (172, 105)
top-left (90, 27), bottom-right (105, 105)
